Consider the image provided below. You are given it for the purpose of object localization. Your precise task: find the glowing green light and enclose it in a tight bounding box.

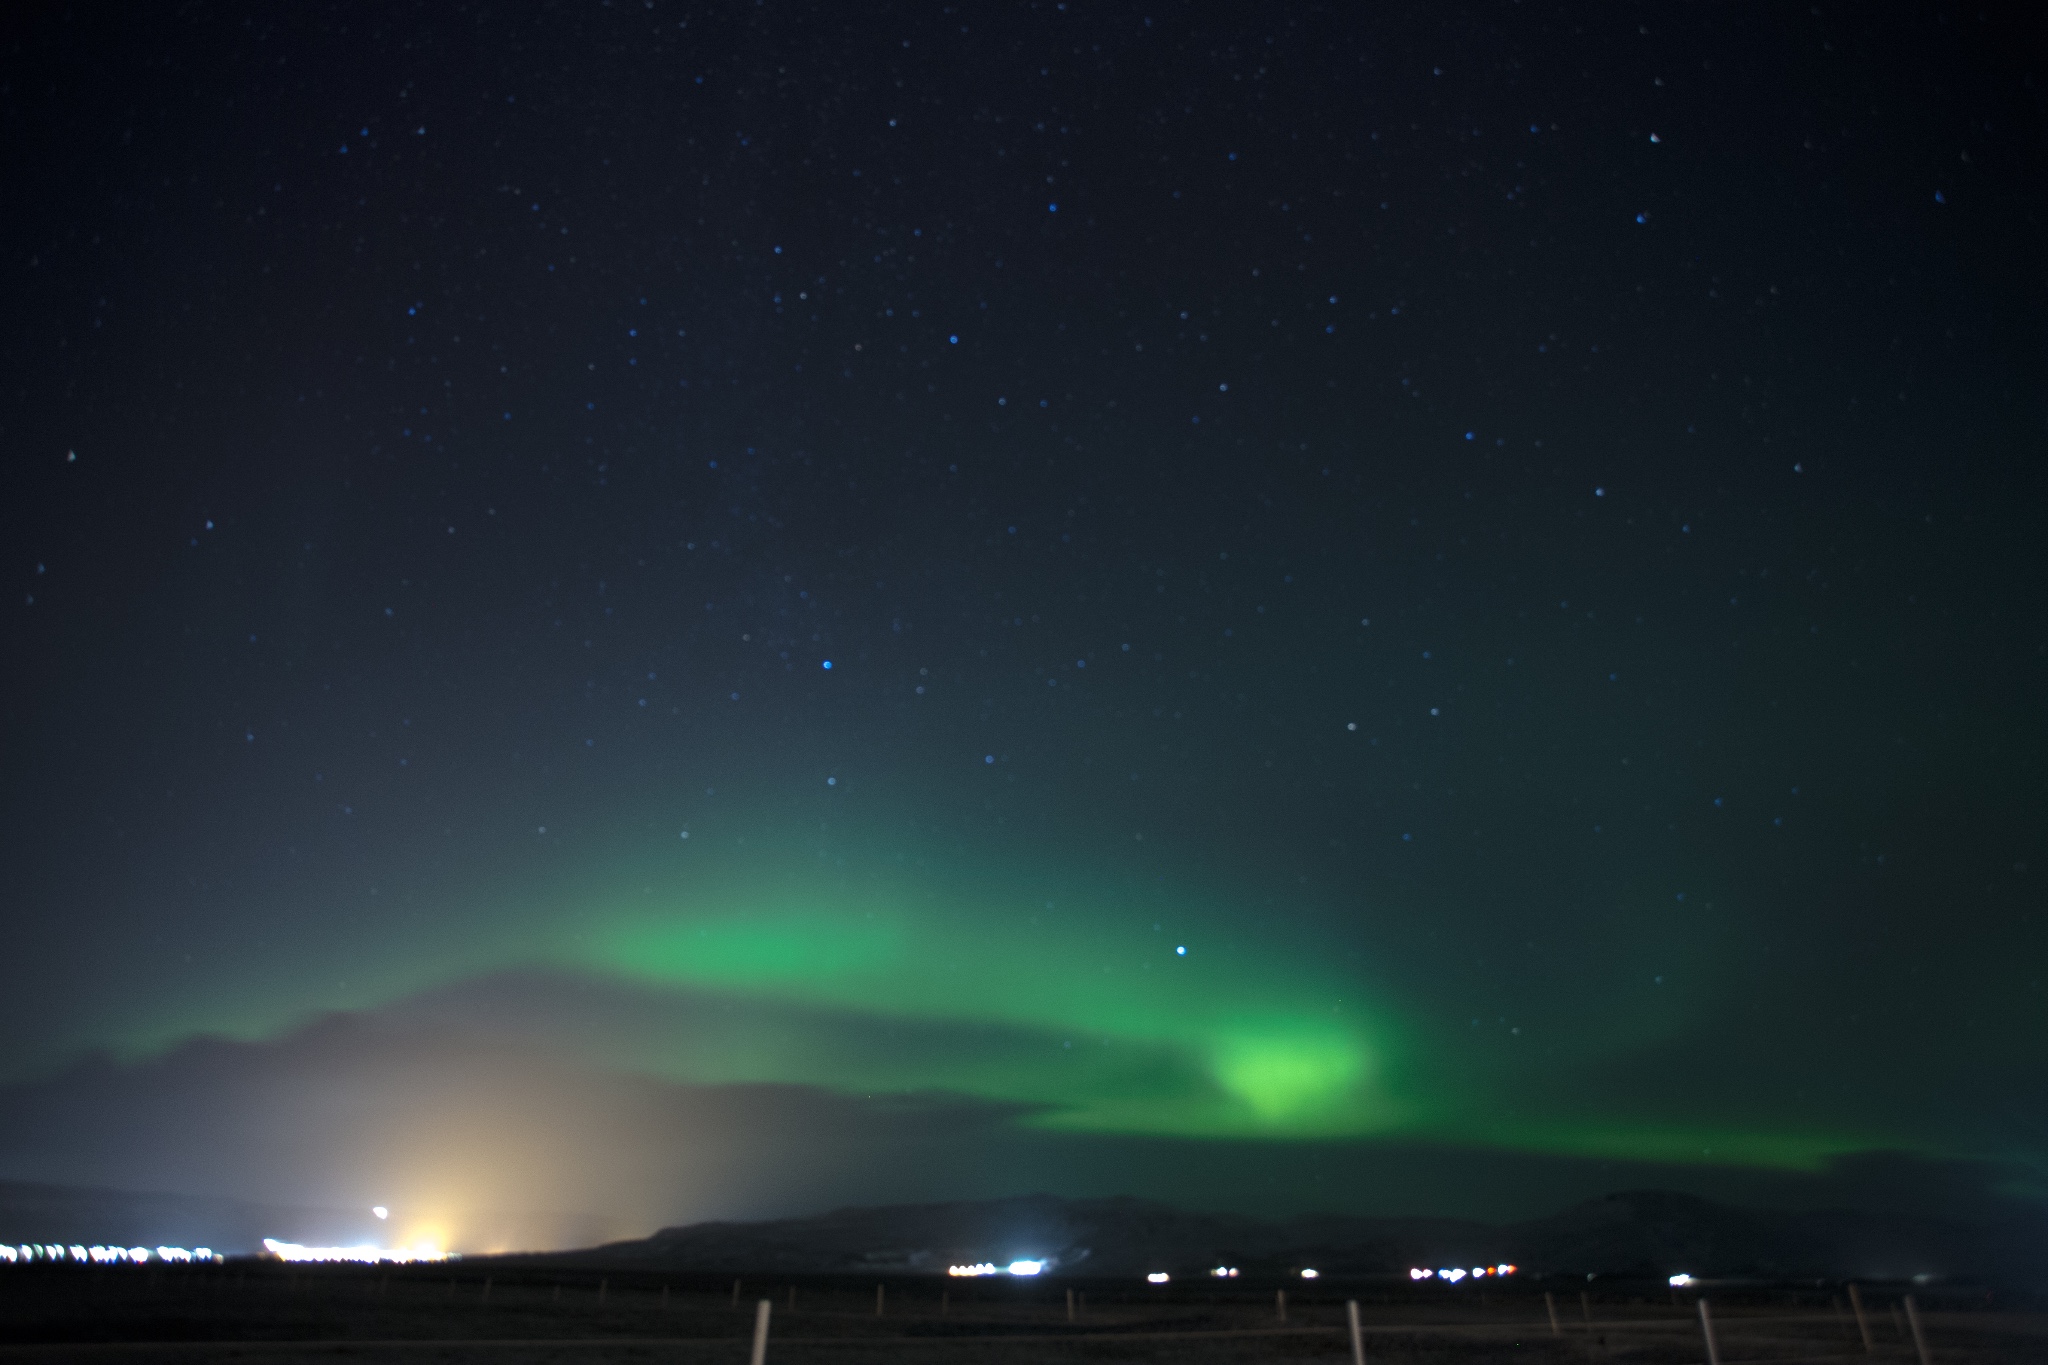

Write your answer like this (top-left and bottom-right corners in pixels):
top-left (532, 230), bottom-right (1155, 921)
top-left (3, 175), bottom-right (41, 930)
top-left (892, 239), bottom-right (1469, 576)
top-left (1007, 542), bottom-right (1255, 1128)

top-left (608, 912), bottom-right (903, 986)
top-left (1209, 1025), bottom-right (1370, 1125)
top-left (576, 854), bottom-right (1399, 1138)
top-left (70, 818), bottom-right (1909, 1173)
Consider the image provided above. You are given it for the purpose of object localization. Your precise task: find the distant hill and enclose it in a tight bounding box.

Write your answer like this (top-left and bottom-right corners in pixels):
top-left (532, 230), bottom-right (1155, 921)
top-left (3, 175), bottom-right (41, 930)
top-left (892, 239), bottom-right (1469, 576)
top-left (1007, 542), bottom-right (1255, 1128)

top-left (562, 1189), bottom-right (2042, 1284)
top-left (564, 1192), bottom-right (1489, 1277)
top-left (1504, 1189), bottom-right (2020, 1282)
top-left (8, 1178), bottom-right (2037, 1285)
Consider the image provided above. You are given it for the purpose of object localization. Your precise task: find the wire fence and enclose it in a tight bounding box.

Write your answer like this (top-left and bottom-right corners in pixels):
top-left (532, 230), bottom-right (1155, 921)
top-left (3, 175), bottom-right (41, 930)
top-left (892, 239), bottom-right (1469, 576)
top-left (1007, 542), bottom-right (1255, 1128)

top-left (0, 1264), bottom-right (2038, 1363)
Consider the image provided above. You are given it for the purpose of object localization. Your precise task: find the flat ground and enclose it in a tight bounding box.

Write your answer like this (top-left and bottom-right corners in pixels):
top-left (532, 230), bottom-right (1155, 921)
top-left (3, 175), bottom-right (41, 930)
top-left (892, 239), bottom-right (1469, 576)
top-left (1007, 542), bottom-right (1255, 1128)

top-left (0, 1266), bottom-right (2040, 1364)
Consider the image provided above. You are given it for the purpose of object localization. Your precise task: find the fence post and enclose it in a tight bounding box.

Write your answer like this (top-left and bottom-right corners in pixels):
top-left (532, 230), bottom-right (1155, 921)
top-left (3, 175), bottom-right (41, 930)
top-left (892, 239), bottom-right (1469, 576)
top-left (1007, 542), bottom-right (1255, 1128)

top-left (1277, 1288), bottom-right (1287, 1322)
top-left (1545, 1291), bottom-right (1560, 1337)
top-left (1067, 1287), bottom-right (1076, 1322)
top-left (749, 1298), bottom-right (772, 1365)
top-left (1847, 1283), bottom-right (1874, 1353)
top-left (1346, 1298), bottom-right (1366, 1365)
top-left (1697, 1299), bottom-right (1722, 1365)
top-left (1904, 1294), bottom-right (1932, 1365)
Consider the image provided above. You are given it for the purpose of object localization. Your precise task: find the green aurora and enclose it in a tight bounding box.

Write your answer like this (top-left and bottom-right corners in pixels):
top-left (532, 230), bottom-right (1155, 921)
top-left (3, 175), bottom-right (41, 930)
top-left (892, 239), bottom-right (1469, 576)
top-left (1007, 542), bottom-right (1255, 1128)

top-left (564, 845), bottom-right (1859, 1168)
top-left (5, 0), bottom-right (2043, 1235)
top-left (87, 803), bottom-right (1862, 1175)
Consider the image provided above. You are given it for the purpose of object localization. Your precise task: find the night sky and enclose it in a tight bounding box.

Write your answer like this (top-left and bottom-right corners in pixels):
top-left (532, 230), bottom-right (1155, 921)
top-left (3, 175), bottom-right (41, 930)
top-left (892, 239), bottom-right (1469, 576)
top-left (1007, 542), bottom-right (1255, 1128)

top-left (3, 3), bottom-right (2044, 1252)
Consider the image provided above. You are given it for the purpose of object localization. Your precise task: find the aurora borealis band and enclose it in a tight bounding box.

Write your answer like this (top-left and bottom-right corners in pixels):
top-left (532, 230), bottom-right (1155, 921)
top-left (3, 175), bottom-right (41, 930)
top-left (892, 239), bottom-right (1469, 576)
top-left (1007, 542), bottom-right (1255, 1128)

top-left (2, 3), bottom-right (2044, 1244)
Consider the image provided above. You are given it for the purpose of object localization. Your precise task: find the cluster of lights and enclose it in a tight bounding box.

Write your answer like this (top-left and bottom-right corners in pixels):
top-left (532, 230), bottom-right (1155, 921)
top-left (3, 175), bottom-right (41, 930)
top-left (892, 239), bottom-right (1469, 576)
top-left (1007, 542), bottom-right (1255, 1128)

top-left (1410, 1265), bottom-right (1517, 1283)
top-left (262, 1238), bottom-right (451, 1264)
top-left (946, 1260), bottom-right (1043, 1278)
top-left (1210, 1266), bottom-right (1239, 1278)
top-left (4, 1244), bottom-right (219, 1265)
top-left (1146, 1272), bottom-right (1171, 1284)
top-left (1669, 1274), bottom-right (1696, 1287)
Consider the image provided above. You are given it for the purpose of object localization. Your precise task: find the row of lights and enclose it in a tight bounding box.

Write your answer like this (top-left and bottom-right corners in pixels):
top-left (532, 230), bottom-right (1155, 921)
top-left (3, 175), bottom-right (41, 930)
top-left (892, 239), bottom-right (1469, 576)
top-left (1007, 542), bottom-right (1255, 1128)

top-left (262, 1238), bottom-right (452, 1264)
top-left (945, 1263), bottom-right (1322, 1284)
top-left (1410, 1265), bottom-right (1517, 1283)
top-left (4, 1244), bottom-right (220, 1264)
top-left (937, 1262), bottom-right (1558, 1286)
top-left (946, 1259), bottom-right (1042, 1277)
top-left (1155, 1268), bottom-right (1318, 1283)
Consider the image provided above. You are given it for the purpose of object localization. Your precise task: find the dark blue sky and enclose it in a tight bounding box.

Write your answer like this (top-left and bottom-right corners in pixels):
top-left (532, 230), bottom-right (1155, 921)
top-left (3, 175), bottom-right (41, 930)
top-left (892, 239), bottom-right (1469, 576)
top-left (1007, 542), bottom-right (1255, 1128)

top-left (1, 2), bottom-right (2042, 1249)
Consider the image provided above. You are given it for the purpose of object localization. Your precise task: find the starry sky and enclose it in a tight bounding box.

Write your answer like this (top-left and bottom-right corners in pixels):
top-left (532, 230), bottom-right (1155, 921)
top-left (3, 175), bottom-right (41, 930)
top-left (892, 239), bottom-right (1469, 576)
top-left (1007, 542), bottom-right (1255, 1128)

top-left (2, 2), bottom-right (2044, 1249)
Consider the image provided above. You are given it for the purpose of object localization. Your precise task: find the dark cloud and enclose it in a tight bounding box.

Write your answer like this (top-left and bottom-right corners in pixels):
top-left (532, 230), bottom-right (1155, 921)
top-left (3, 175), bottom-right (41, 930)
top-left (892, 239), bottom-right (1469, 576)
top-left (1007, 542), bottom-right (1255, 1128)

top-left (1, 1), bottom-right (2042, 1244)
top-left (3, 972), bottom-right (2035, 1253)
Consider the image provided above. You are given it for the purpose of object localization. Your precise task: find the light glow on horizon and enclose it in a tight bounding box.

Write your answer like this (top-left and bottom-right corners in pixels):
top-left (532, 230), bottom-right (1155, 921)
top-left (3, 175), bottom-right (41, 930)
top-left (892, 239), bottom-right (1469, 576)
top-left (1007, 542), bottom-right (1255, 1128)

top-left (263, 1237), bottom-right (451, 1264)
top-left (1146, 1271), bottom-right (1170, 1283)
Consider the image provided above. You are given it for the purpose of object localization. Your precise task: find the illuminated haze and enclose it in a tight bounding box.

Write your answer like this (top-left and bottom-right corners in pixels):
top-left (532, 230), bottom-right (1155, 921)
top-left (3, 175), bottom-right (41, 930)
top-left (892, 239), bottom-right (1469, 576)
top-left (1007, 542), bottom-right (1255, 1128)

top-left (1, 4), bottom-right (2042, 1251)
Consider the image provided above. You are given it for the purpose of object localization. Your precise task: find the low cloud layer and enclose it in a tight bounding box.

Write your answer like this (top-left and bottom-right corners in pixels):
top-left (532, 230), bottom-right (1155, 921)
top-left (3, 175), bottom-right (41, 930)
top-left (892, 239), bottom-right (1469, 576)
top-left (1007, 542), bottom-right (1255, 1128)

top-left (0, 971), bottom-right (2029, 1253)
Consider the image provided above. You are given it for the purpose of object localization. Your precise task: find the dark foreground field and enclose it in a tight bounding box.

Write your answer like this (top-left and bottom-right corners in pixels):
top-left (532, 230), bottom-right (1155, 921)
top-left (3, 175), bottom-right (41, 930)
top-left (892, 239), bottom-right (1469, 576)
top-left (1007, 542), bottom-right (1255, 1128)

top-left (1, 1266), bottom-right (2041, 1365)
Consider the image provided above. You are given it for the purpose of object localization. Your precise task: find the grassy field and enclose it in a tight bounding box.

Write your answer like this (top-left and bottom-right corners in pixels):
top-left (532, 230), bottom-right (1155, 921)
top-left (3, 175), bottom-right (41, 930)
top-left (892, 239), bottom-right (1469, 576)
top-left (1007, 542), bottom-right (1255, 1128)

top-left (1, 1264), bottom-right (2041, 1364)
